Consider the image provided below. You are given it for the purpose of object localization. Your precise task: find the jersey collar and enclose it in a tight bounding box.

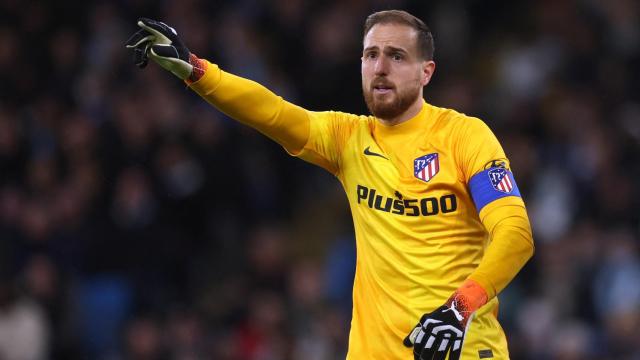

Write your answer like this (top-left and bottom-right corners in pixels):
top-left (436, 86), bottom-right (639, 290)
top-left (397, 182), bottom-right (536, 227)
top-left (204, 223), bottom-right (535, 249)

top-left (374, 100), bottom-right (433, 138)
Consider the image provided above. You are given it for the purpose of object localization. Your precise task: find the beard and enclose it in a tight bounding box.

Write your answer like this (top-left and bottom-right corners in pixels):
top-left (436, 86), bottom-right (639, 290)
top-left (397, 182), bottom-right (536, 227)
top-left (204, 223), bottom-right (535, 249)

top-left (362, 77), bottom-right (422, 120)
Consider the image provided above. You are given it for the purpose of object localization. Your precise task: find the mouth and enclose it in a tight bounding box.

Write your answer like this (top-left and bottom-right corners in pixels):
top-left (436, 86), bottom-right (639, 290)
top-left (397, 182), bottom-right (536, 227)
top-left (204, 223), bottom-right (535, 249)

top-left (372, 83), bottom-right (394, 95)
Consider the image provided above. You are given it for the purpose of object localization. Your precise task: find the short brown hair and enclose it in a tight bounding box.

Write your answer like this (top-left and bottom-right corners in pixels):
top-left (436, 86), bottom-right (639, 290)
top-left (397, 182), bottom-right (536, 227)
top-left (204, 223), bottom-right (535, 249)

top-left (363, 10), bottom-right (434, 60)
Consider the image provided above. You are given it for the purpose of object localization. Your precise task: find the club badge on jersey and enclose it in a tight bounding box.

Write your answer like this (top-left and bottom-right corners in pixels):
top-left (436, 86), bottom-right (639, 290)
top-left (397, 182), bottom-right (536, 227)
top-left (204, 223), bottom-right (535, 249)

top-left (414, 153), bottom-right (439, 183)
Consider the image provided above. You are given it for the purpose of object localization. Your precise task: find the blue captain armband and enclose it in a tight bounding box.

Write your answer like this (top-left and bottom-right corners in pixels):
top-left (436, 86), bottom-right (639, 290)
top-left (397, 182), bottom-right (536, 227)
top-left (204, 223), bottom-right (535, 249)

top-left (469, 167), bottom-right (521, 212)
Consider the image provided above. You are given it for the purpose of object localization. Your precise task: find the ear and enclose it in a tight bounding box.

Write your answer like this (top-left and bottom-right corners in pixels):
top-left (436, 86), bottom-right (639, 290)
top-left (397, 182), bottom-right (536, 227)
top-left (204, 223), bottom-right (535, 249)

top-left (421, 60), bottom-right (436, 86)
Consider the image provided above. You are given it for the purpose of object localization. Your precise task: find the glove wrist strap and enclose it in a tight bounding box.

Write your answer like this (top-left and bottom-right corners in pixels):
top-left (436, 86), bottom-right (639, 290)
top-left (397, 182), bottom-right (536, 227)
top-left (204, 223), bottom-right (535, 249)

top-left (188, 53), bottom-right (208, 83)
top-left (446, 279), bottom-right (488, 326)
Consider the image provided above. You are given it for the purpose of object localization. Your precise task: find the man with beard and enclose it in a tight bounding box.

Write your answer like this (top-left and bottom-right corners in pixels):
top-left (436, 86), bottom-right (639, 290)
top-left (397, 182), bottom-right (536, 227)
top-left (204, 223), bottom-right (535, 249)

top-left (126, 10), bottom-right (534, 360)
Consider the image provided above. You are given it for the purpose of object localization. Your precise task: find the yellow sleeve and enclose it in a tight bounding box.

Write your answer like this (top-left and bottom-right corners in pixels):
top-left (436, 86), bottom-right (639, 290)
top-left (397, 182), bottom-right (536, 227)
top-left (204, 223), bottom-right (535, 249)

top-left (188, 60), bottom-right (310, 154)
top-left (467, 197), bottom-right (534, 299)
top-left (295, 111), bottom-right (360, 175)
top-left (188, 60), bottom-right (359, 174)
top-left (453, 115), bottom-right (534, 299)
top-left (454, 116), bottom-right (505, 182)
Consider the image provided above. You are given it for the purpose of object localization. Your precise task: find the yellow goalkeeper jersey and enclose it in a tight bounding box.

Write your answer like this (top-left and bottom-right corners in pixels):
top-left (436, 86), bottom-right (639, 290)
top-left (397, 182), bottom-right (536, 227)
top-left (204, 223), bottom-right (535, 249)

top-left (296, 103), bottom-right (520, 359)
top-left (189, 63), bottom-right (533, 360)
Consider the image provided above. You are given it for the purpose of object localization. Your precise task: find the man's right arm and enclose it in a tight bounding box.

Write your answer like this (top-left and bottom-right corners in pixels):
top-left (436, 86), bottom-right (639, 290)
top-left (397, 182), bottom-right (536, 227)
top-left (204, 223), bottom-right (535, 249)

top-left (187, 60), bottom-right (310, 154)
top-left (125, 18), bottom-right (311, 154)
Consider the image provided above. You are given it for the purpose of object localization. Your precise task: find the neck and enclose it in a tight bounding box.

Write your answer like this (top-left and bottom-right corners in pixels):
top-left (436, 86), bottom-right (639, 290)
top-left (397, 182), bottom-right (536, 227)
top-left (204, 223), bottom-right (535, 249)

top-left (377, 97), bottom-right (424, 126)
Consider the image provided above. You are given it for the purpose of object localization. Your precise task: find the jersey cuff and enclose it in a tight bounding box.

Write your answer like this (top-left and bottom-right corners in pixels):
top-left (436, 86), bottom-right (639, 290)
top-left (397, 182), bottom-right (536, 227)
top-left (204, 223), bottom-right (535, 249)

top-left (186, 60), bottom-right (222, 92)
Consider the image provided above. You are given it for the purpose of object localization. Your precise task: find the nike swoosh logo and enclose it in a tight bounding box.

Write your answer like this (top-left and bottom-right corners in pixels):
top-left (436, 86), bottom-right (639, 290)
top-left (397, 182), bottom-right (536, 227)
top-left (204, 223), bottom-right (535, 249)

top-left (364, 146), bottom-right (388, 160)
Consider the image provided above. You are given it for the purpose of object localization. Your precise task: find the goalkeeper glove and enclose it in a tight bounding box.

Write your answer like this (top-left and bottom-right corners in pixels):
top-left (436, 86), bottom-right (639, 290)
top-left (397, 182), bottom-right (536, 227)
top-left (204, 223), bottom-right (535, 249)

top-left (125, 18), bottom-right (206, 81)
top-left (403, 279), bottom-right (488, 360)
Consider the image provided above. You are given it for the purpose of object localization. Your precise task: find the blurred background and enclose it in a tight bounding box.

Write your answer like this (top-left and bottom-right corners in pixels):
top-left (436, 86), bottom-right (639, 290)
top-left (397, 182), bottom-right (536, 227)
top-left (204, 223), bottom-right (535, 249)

top-left (0, 0), bottom-right (639, 359)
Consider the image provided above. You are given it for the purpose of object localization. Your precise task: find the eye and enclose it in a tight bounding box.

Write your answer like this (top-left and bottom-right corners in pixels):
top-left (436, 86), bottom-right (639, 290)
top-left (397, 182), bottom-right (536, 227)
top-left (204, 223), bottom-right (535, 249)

top-left (392, 53), bottom-right (403, 61)
top-left (364, 51), bottom-right (377, 60)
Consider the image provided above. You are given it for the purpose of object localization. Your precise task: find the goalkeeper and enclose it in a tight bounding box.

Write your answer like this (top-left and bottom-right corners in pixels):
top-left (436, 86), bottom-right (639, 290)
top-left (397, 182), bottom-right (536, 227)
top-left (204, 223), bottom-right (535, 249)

top-left (126, 10), bottom-right (534, 360)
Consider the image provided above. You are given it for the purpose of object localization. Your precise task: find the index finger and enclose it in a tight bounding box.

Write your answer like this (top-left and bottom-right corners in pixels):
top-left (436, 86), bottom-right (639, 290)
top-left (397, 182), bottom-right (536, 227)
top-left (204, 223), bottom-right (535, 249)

top-left (137, 18), bottom-right (174, 45)
top-left (125, 28), bottom-right (154, 48)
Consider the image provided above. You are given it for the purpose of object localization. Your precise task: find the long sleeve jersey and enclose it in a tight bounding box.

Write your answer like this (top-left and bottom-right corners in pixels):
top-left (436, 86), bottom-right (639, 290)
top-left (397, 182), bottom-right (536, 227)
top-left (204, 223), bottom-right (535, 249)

top-left (188, 61), bottom-right (534, 359)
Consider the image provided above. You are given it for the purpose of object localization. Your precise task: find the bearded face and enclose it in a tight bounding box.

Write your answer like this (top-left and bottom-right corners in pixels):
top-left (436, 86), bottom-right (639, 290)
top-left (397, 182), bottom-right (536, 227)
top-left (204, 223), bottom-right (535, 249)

top-left (361, 23), bottom-right (433, 122)
top-left (362, 74), bottom-right (422, 120)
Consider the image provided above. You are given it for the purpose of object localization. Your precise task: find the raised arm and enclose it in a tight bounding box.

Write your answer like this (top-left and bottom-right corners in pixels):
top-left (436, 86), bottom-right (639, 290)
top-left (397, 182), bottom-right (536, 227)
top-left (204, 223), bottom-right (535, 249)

top-left (125, 18), bottom-right (310, 153)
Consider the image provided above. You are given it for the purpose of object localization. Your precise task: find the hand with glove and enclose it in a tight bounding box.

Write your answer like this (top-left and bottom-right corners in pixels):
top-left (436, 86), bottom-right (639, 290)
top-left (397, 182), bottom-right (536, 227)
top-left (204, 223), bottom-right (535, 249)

top-left (125, 18), bottom-right (206, 82)
top-left (404, 279), bottom-right (488, 360)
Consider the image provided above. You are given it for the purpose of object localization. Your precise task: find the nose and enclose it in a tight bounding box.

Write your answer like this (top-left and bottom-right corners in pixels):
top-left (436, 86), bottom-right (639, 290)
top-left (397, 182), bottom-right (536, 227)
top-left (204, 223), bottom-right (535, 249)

top-left (374, 55), bottom-right (390, 76)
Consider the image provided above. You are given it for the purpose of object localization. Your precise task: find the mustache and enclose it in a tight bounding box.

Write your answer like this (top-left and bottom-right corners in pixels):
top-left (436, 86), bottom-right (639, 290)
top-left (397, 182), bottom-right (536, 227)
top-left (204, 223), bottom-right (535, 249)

top-left (371, 78), bottom-right (395, 89)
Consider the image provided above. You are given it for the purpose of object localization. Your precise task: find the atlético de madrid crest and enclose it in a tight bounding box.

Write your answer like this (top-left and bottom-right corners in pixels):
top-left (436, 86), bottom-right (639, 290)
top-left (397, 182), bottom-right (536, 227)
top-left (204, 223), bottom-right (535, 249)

top-left (488, 168), bottom-right (514, 193)
top-left (414, 153), bottom-right (439, 183)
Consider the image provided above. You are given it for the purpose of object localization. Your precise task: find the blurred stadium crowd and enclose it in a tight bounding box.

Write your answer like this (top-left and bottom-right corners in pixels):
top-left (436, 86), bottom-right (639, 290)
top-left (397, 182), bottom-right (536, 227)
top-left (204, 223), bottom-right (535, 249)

top-left (0, 0), bottom-right (639, 359)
